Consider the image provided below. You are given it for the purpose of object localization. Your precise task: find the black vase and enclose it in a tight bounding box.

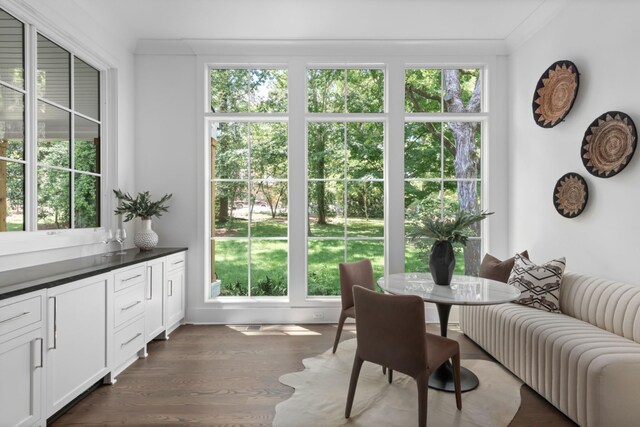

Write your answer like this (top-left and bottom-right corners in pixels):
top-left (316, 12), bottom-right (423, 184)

top-left (429, 240), bottom-right (455, 286)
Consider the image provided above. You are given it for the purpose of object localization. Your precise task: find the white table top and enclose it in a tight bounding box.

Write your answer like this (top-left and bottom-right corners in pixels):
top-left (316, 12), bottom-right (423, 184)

top-left (377, 273), bottom-right (521, 306)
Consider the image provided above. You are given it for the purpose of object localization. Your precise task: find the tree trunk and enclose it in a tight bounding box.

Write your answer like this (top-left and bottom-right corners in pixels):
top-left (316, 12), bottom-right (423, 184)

top-left (218, 197), bottom-right (229, 224)
top-left (443, 70), bottom-right (482, 276)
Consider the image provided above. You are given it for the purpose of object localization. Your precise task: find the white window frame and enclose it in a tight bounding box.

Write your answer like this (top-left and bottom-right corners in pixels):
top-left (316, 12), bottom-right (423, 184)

top-left (305, 64), bottom-right (387, 298)
top-left (197, 47), bottom-right (498, 324)
top-left (0, 2), bottom-right (115, 259)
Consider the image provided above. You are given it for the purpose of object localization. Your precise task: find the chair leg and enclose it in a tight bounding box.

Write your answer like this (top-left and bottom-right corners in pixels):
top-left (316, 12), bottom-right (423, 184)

top-left (388, 368), bottom-right (393, 383)
top-left (416, 373), bottom-right (428, 427)
top-left (333, 312), bottom-right (347, 353)
top-left (382, 365), bottom-right (386, 375)
top-left (452, 353), bottom-right (462, 410)
top-left (345, 354), bottom-right (364, 419)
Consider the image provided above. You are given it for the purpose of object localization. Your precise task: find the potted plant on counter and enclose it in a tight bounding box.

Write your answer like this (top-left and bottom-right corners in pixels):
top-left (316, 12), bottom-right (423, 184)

top-left (113, 189), bottom-right (172, 251)
top-left (408, 209), bottom-right (493, 286)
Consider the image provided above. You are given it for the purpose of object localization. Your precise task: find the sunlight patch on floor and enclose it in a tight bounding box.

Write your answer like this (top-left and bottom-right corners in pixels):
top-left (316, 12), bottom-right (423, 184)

top-left (227, 325), bottom-right (322, 336)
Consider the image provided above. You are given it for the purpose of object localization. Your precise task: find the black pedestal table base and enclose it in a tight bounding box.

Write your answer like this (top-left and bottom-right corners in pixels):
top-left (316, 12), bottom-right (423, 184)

top-left (428, 361), bottom-right (479, 392)
top-left (430, 302), bottom-right (479, 392)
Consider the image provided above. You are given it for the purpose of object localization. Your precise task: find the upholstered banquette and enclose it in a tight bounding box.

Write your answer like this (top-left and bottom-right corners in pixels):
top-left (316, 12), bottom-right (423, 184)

top-left (460, 272), bottom-right (640, 427)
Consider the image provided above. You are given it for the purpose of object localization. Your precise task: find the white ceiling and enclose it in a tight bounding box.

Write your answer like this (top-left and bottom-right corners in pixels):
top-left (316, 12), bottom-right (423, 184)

top-left (76, 0), bottom-right (567, 43)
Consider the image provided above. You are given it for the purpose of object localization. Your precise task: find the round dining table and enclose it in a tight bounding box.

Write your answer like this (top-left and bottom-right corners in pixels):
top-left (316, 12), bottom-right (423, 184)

top-left (377, 273), bottom-right (521, 392)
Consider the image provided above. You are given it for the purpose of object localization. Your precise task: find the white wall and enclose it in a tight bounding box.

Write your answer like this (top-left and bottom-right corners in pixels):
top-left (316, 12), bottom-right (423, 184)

top-left (133, 53), bottom-right (199, 300)
top-left (0, 0), bottom-right (137, 270)
top-left (508, 2), bottom-right (640, 283)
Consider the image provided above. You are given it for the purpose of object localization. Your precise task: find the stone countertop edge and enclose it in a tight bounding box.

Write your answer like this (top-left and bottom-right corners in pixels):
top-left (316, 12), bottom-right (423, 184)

top-left (0, 247), bottom-right (188, 301)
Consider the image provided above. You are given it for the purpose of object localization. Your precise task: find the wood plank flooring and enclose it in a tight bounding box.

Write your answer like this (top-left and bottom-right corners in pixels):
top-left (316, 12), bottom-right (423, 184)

top-left (51, 324), bottom-right (576, 426)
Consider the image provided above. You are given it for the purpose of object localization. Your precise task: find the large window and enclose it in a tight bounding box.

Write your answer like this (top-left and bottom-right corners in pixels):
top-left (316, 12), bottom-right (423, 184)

top-left (206, 61), bottom-right (487, 302)
top-left (0, 8), bottom-right (102, 233)
top-left (210, 68), bottom-right (288, 297)
top-left (306, 68), bottom-right (385, 296)
top-left (404, 68), bottom-right (484, 275)
top-left (0, 8), bottom-right (26, 231)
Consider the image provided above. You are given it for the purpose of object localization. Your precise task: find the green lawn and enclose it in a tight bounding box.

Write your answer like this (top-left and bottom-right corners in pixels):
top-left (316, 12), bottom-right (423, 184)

top-left (213, 216), bottom-right (467, 297)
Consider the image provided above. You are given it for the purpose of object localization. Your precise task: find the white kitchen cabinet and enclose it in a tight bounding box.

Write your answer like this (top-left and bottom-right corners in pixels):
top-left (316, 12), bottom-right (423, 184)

top-left (165, 252), bottom-right (185, 336)
top-left (0, 291), bottom-right (45, 427)
top-left (110, 265), bottom-right (147, 379)
top-left (46, 274), bottom-right (110, 416)
top-left (144, 259), bottom-right (165, 342)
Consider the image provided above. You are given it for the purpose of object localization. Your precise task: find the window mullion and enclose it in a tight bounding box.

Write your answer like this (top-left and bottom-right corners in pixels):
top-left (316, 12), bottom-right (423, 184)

top-left (70, 55), bottom-right (75, 229)
top-left (25, 22), bottom-right (37, 232)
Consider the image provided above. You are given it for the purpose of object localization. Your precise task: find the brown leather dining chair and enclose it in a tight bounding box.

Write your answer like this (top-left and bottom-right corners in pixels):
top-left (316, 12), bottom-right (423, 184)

top-left (332, 259), bottom-right (375, 354)
top-left (345, 286), bottom-right (462, 427)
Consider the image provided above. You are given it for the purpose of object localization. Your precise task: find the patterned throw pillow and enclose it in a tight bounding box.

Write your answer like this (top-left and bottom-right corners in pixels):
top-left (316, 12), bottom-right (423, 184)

top-left (507, 254), bottom-right (566, 312)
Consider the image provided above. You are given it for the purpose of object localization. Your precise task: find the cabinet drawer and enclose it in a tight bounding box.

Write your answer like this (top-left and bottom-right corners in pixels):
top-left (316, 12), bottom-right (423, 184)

top-left (113, 283), bottom-right (145, 328)
top-left (0, 294), bottom-right (42, 337)
top-left (113, 317), bottom-right (145, 367)
top-left (166, 252), bottom-right (185, 272)
top-left (114, 265), bottom-right (146, 292)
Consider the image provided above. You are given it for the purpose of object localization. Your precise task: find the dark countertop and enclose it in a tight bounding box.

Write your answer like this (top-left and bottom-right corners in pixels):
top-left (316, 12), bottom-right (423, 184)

top-left (0, 247), bottom-right (187, 301)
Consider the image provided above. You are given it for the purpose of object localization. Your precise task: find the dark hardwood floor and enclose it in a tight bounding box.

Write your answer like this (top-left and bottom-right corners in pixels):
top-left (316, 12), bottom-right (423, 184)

top-left (51, 324), bottom-right (576, 426)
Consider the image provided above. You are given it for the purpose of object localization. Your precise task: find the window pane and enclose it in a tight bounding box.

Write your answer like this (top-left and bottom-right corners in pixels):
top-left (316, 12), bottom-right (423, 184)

top-left (210, 69), bottom-right (249, 113)
top-left (214, 122), bottom-right (247, 179)
top-left (37, 167), bottom-right (70, 229)
top-left (37, 34), bottom-right (70, 107)
top-left (249, 69), bottom-right (287, 113)
top-left (308, 180), bottom-right (343, 237)
top-left (443, 69), bottom-right (480, 110)
top-left (346, 122), bottom-right (383, 179)
top-left (346, 69), bottom-right (384, 113)
top-left (0, 85), bottom-right (24, 160)
top-left (405, 236), bottom-right (432, 273)
top-left (443, 181), bottom-right (481, 237)
top-left (74, 173), bottom-right (99, 228)
top-left (308, 239), bottom-right (343, 296)
top-left (0, 9), bottom-right (24, 89)
top-left (404, 181), bottom-right (441, 213)
top-left (308, 122), bottom-right (344, 179)
top-left (214, 240), bottom-right (248, 296)
top-left (347, 240), bottom-right (384, 285)
top-left (443, 122), bottom-right (481, 179)
top-left (0, 159), bottom-right (24, 231)
top-left (307, 69), bottom-right (344, 113)
top-left (74, 57), bottom-right (99, 120)
top-left (250, 122), bottom-right (287, 179)
top-left (404, 122), bottom-right (442, 179)
top-left (74, 115), bottom-right (99, 173)
top-left (405, 69), bottom-right (441, 113)
top-left (251, 240), bottom-right (288, 296)
top-left (251, 181), bottom-right (287, 238)
top-left (212, 182), bottom-right (248, 238)
top-left (347, 181), bottom-right (383, 238)
top-left (37, 101), bottom-right (70, 167)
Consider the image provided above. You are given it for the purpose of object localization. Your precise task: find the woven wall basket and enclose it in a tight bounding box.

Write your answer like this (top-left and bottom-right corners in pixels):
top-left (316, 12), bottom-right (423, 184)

top-left (581, 111), bottom-right (637, 178)
top-left (553, 172), bottom-right (588, 218)
top-left (532, 60), bottom-right (580, 128)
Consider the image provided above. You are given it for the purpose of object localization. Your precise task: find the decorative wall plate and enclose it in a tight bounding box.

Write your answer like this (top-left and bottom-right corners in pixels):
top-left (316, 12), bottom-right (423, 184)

top-left (553, 172), bottom-right (588, 218)
top-left (532, 60), bottom-right (579, 128)
top-left (581, 111), bottom-right (637, 178)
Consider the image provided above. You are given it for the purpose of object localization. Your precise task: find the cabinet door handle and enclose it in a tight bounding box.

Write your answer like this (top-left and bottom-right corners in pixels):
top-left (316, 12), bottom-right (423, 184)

top-left (121, 332), bottom-right (142, 348)
top-left (0, 311), bottom-right (29, 325)
top-left (172, 260), bottom-right (184, 266)
top-left (146, 266), bottom-right (153, 300)
top-left (35, 338), bottom-right (44, 369)
top-left (122, 274), bottom-right (142, 283)
top-left (121, 300), bottom-right (142, 311)
top-left (48, 297), bottom-right (57, 350)
top-left (168, 280), bottom-right (173, 296)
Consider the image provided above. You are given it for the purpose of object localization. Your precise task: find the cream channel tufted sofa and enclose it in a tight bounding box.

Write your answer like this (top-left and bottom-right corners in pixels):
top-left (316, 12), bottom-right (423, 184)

top-left (460, 271), bottom-right (640, 427)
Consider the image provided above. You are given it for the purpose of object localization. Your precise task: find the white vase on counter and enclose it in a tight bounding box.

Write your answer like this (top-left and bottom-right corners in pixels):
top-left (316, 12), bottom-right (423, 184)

top-left (134, 218), bottom-right (158, 250)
